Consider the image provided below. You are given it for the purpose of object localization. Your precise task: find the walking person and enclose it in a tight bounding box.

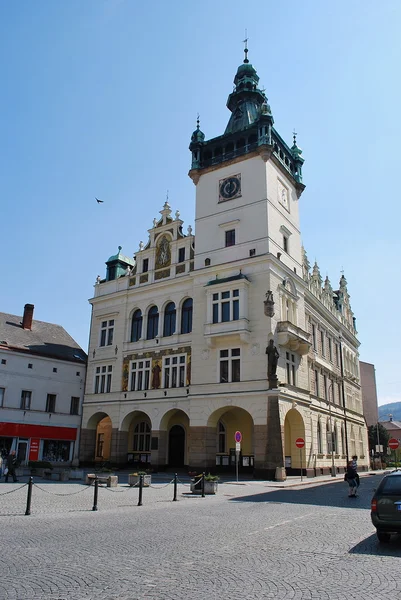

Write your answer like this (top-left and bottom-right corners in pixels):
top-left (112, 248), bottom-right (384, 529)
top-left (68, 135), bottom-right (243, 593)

top-left (351, 454), bottom-right (360, 488)
top-left (4, 450), bottom-right (19, 483)
top-left (345, 460), bottom-right (358, 497)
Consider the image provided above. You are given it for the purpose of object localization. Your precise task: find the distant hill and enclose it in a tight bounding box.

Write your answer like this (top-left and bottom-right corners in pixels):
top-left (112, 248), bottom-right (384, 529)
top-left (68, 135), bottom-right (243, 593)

top-left (379, 402), bottom-right (401, 422)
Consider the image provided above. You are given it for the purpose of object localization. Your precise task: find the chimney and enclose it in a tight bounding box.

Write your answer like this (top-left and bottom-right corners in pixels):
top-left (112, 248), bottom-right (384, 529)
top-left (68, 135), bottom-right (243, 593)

top-left (22, 304), bottom-right (34, 330)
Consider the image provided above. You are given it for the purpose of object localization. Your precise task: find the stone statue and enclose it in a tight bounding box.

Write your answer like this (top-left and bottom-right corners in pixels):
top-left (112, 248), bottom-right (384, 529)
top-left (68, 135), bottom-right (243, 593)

top-left (126, 266), bottom-right (132, 277)
top-left (266, 339), bottom-right (279, 381)
top-left (264, 290), bottom-right (275, 317)
top-left (96, 275), bottom-right (101, 284)
top-left (151, 361), bottom-right (161, 389)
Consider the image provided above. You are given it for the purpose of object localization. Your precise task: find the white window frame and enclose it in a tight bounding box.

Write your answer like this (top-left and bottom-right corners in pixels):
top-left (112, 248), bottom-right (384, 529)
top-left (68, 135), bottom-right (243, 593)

top-left (162, 354), bottom-right (187, 389)
top-left (285, 352), bottom-right (296, 386)
top-left (99, 319), bottom-right (114, 347)
top-left (219, 348), bottom-right (241, 383)
top-left (70, 396), bottom-right (80, 415)
top-left (130, 359), bottom-right (151, 391)
top-left (94, 365), bottom-right (113, 394)
top-left (212, 289), bottom-right (240, 324)
top-left (21, 390), bottom-right (32, 410)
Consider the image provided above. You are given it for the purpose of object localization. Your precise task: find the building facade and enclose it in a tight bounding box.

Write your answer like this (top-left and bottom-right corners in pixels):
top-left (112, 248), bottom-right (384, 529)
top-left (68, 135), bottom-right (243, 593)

top-left (360, 361), bottom-right (378, 427)
top-left (80, 52), bottom-right (368, 478)
top-left (0, 304), bottom-right (87, 464)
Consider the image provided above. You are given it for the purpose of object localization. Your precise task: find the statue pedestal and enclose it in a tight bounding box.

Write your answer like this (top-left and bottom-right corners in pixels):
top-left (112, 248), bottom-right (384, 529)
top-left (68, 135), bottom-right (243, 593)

top-left (275, 467), bottom-right (286, 481)
top-left (268, 375), bottom-right (278, 390)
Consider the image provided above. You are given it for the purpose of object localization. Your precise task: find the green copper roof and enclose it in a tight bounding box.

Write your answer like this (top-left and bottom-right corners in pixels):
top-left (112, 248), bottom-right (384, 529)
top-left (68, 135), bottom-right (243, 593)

top-left (106, 246), bottom-right (135, 266)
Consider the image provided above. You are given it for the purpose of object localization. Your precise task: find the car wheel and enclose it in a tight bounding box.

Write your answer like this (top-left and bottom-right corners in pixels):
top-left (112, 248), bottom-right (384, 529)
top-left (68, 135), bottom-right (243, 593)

top-left (377, 530), bottom-right (391, 543)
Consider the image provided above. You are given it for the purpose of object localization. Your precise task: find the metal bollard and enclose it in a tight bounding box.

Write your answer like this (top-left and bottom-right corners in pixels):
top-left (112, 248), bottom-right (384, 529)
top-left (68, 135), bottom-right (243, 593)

top-left (92, 476), bottom-right (99, 511)
top-left (201, 472), bottom-right (205, 498)
top-left (137, 474), bottom-right (143, 506)
top-left (25, 476), bottom-right (33, 516)
top-left (173, 473), bottom-right (178, 501)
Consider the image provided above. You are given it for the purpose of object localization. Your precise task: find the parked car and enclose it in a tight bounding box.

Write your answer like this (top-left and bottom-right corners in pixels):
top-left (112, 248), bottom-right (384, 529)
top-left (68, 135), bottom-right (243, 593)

top-left (371, 470), bottom-right (401, 542)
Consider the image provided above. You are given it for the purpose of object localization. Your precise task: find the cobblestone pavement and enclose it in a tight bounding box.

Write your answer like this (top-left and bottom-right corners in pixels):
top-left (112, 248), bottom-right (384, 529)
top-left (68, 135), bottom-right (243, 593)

top-left (1, 473), bottom-right (400, 599)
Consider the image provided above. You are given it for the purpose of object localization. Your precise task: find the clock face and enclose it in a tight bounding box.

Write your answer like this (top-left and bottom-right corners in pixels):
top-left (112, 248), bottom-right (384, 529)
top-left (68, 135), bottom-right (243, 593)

top-left (219, 174), bottom-right (241, 201)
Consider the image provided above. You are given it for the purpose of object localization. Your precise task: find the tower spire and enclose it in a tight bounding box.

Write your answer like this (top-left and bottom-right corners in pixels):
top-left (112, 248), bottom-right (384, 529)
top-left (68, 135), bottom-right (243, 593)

top-left (243, 30), bottom-right (249, 63)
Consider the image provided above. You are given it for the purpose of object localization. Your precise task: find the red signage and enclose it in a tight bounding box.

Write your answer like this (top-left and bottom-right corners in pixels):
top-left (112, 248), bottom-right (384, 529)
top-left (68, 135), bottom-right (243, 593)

top-left (29, 438), bottom-right (40, 461)
top-left (235, 431), bottom-right (242, 443)
top-left (0, 423), bottom-right (77, 441)
top-left (388, 438), bottom-right (399, 450)
top-left (295, 437), bottom-right (305, 449)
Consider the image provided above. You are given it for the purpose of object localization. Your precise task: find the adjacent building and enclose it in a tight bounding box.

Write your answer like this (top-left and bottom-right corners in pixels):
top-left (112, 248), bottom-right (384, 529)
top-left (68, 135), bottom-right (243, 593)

top-left (80, 50), bottom-right (368, 478)
top-left (0, 304), bottom-right (87, 464)
top-left (360, 361), bottom-right (378, 427)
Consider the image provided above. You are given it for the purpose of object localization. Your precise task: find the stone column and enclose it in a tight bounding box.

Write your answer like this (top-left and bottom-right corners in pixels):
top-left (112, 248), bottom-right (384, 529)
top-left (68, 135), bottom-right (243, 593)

top-left (79, 429), bottom-right (96, 464)
top-left (109, 429), bottom-right (128, 465)
top-left (188, 426), bottom-right (215, 470)
top-left (150, 430), bottom-right (167, 470)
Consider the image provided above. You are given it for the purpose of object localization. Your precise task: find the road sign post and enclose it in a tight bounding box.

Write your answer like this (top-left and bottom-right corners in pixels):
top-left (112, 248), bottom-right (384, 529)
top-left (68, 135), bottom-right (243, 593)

top-left (295, 438), bottom-right (305, 482)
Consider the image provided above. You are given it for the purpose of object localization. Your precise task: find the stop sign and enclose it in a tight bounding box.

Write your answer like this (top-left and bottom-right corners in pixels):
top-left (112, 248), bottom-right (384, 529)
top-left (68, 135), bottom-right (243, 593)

top-left (388, 438), bottom-right (399, 450)
top-left (295, 437), bottom-right (305, 449)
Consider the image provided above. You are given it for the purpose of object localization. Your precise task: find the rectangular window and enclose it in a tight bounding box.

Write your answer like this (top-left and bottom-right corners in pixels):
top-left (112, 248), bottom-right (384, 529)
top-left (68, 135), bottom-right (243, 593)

top-left (338, 383), bottom-right (342, 406)
top-left (335, 344), bottom-right (339, 366)
top-left (328, 338), bottom-right (333, 362)
top-left (76, 371), bottom-right (80, 376)
top-left (1, 359), bottom-right (6, 365)
top-left (94, 365), bottom-right (113, 393)
top-left (323, 375), bottom-right (328, 399)
top-left (53, 367), bottom-right (57, 373)
top-left (0, 387), bottom-right (4, 407)
top-left (285, 352), bottom-right (296, 386)
top-left (212, 289), bottom-right (240, 323)
top-left (163, 355), bottom-right (186, 389)
top-left (283, 235), bottom-right (289, 253)
top-left (28, 363), bottom-right (33, 369)
top-left (142, 258), bottom-right (149, 273)
top-left (178, 248), bottom-right (185, 263)
top-left (130, 360), bottom-right (151, 391)
top-left (70, 397), bottom-right (80, 415)
top-left (219, 348), bottom-right (241, 383)
top-left (46, 394), bottom-right (56, 413)
top-left (320, 331), bottom-right (325, 357)
top-left (21, 390), bottom-right (32, 410)
top-left (225, 229), bottom-right (236, 247)
top-left (314, 370), bottom-right (319, 397)
top-left (312, 324), bottom-right (317, 350)
top-left (100, 319), bottom-right (114, 347)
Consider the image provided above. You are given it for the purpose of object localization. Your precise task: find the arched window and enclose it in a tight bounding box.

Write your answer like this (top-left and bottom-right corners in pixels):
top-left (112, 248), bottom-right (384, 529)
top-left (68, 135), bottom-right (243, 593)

top-left (147, 306), bottom-right (159, 340)
top-left (133, 422), bottom-right (151, 452)
top-left (163, 302), bottom-right (176, 337)
top-left (131, 309), bottom-right (142, 342)
top-left (333, 424), bottom-right (338, 454)
top-left (181, 298), bottom-right (193, 334)
top-left (317, 420), bottom-right (323, 454)
top-left (218, 421), bottom-right (226, 453)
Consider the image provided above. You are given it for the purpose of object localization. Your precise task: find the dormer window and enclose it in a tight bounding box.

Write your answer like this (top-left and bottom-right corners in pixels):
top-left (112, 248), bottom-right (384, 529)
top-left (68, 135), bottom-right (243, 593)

top-left (178, 248), bottom-right (185, 263)
top-left (142, 259), bottom-right (149, 273)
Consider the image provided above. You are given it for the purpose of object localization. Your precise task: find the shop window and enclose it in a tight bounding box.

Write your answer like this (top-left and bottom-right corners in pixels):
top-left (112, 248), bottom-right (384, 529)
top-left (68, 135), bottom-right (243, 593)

top-left (42, 440), bottom-right (71, 462)
top-left (46, 394), bottom-right (56, 413)
top-left (70, 397), bottom-right (80, 415)
top-left (100, 319), bottom-right (114, 347)
top-left (20, 390), bottom-right (32, 410)
top-left (133, 422), bottom-right (151, 452)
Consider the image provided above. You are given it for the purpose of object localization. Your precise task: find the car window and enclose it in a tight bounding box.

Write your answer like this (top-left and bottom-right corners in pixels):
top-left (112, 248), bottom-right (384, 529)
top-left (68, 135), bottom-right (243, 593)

top-left (380, 477), bottom-right (401, 494)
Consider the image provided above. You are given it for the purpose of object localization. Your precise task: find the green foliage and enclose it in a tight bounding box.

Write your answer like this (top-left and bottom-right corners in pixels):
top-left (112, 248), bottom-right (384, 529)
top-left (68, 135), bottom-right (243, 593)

top-left (28, 460), bottom-right (53, 470)
top-left (368, 423), bottom-right (390, 453)
top-left (204, 472), bottom-right (219, 481)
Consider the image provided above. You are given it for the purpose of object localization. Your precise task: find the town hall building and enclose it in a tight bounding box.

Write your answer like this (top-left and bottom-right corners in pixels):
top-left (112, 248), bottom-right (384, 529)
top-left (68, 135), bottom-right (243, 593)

top-left (80, 50), bottom-right (368, 478)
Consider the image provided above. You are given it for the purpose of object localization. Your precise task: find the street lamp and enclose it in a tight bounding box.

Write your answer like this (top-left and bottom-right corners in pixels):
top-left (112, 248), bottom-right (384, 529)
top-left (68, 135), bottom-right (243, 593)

top-left (327, 381), bottom-right (336, 478)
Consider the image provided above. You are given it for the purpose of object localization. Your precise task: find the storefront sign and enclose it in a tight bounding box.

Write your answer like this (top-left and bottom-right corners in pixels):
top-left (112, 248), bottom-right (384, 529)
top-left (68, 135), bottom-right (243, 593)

top-left (29, 438), bottom-right (40, 461)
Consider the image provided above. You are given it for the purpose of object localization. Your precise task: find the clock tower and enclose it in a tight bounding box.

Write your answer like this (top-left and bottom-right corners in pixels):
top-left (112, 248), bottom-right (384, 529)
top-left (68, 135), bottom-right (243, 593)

top-left (189, 49), bottom-right (305, 276)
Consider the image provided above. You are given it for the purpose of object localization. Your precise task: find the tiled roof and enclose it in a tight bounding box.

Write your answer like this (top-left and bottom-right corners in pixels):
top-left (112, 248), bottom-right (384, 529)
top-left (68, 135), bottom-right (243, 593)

top-left (0, 312), bottom-right (87, 364)
top-left (380, 420), bottom-right (401, 430)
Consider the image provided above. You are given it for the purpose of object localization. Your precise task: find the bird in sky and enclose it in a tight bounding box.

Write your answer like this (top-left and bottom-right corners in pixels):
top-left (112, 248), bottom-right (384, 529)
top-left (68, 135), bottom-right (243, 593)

top-left (95, 197), bottom-right (104, 204)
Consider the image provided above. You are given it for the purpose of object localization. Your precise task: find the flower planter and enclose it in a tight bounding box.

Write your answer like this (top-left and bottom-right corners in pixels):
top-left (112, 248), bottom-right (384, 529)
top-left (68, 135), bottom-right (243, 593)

top-left (128, 474), bottom-right (151, 487)
top-left (190, 480), bottom-right (218, 495)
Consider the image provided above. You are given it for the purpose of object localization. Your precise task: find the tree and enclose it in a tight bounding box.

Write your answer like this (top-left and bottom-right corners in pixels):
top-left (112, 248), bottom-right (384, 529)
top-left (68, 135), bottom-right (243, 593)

top-left (368, 423), bottom-right (390, 454)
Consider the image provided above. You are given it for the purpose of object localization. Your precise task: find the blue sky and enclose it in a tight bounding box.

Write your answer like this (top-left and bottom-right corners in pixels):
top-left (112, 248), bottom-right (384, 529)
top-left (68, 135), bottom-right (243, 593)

top-left (1, 1), bottom-right (400, 406)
